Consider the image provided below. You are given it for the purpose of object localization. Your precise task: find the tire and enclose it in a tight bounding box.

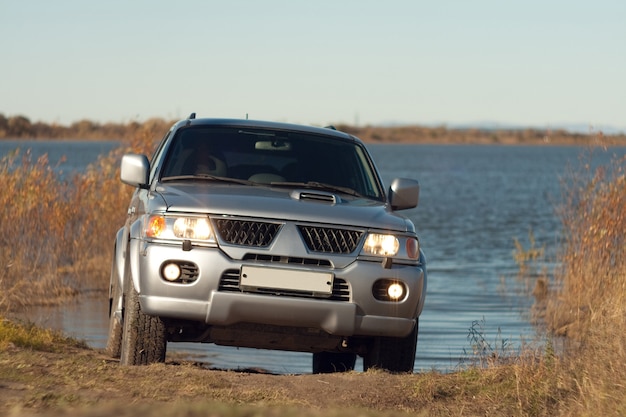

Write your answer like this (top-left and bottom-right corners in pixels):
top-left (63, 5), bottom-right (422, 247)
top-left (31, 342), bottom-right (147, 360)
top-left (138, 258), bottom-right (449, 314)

top-left (312, 351), bottom-right (357, 374)
top-left (104, 264), bottom-right (123, 358)
top-left (363, 320), bottom-right (418, 373)
top-left (119, 282), bottom-right (167, 366)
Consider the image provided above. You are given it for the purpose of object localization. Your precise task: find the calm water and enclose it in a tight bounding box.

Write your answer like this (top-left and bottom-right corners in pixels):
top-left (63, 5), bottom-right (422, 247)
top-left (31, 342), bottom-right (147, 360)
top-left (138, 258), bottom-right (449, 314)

top-left (4, 139), bottom-right (624, 374)
top-left (0, 139), bottom-right (119, 177)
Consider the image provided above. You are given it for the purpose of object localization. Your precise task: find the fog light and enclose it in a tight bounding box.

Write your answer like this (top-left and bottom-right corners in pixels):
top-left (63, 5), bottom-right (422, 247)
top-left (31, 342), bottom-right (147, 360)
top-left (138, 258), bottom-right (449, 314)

top-left (387, 283), bottom-right (405, 300)
top-left (162, 262), bottom-right (181, 281)
top-left (373, 279), bottom-right (407, 302)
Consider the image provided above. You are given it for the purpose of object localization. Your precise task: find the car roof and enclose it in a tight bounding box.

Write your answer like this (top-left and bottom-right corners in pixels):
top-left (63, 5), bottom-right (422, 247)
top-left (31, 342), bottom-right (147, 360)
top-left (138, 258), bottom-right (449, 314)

top-left (172, 117), bottom-right (360, 143)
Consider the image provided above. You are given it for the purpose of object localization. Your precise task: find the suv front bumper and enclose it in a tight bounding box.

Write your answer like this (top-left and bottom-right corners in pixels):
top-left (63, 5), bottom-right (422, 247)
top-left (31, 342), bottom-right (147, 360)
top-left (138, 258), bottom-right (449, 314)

top-left (134, 241), bottom-right (425, 339)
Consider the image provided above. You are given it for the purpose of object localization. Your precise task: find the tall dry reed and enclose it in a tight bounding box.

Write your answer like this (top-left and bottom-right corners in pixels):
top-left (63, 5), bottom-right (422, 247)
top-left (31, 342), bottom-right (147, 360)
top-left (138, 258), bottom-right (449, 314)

top-left (469, 145), bottom-right (626, 415)
top-left (543, 149), bottom-right (626, 415)
top-left (0, 125), bottom-right (162, 311)
top-left (544, 150), bottom-right (626, 337)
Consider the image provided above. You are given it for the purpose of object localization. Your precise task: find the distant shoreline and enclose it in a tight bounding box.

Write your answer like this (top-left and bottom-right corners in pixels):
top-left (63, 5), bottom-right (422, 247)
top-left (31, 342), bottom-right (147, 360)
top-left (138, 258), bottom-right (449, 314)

top-left (2, 131), bottom-right (623, 147)
top-left (1, 114), bottom-right (625, 146)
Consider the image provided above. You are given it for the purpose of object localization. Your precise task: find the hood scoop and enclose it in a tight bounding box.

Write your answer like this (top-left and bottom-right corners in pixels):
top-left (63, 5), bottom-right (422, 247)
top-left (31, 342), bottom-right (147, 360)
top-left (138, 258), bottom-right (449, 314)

top-left (290, 189), bottom-right (340, 204)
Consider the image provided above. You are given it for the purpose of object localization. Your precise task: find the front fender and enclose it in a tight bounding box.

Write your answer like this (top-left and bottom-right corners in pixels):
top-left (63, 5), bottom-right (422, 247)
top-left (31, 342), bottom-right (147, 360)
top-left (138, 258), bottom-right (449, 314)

top-left (415, 249), bottom-right (428, 317)
top-left (113, 228), bottom-right (126, 293)
top-left (128, 219), bottom-right (144, 293)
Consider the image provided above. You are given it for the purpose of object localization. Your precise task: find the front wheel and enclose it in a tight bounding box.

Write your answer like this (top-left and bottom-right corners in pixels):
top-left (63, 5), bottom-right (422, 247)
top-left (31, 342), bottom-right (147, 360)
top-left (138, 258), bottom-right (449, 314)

top-left (119, 283), bottom-right (167, 366)
top-left (363, 320), bottom-right (418, 373)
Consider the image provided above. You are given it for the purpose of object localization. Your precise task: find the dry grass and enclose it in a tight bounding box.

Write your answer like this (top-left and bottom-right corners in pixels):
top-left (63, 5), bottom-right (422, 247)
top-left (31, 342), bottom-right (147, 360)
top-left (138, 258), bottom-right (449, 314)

top-left (552, 151), bottom-right (626, 415)
top-left (547, 151), bottom-right (626, 338)
top-left (0, 316), bottom-right (86, 352)
top-left (524, 148), bottom-right (626, 415)
top-left (0, 125), bottom-right (161, 311)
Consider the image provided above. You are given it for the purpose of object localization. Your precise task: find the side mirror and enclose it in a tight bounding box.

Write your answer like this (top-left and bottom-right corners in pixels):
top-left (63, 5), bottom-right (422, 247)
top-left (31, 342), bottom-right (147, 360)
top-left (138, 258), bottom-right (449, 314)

top-left (388, 178), bottom-right (419, 210)
top-left (121, 154), bottom-right (150, 188)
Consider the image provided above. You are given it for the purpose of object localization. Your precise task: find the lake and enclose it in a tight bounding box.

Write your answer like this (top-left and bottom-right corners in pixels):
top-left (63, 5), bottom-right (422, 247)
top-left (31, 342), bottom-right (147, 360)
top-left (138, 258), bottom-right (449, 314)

top-left (3, 139), bottom-right (624, 373)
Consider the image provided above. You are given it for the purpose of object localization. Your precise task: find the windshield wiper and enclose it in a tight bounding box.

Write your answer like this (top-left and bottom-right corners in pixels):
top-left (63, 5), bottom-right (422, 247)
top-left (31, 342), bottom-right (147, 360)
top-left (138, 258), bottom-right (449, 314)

top-left (160, 176), bottom-right (365, 196)
top-left (160, 175), bottom-right (253, 185)
top-left (270, 181), bottom-right (364, 197)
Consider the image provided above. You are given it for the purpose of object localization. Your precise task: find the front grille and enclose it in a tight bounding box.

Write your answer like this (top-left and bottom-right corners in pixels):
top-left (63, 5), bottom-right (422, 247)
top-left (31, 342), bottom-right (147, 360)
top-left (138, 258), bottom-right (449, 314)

top-left (298, 226), bottom-right (363, 254)
top-left (214, 219), bottom-right (282, 247)
top-left (218, 269), bottom-right (240, 291)
top-left (218, 269), bottom-right (350, 302)
top-left (330, 278), bottom-right (350, 301)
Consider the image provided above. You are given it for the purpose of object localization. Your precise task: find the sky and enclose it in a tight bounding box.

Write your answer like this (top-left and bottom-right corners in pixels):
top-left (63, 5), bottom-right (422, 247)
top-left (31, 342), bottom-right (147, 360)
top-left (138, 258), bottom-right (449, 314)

top-left (1, 0), bottom-right (625, 131)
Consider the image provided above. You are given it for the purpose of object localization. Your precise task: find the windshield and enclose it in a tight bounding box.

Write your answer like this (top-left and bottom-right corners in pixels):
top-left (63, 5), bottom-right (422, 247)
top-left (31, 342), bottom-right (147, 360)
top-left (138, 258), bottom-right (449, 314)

top-left (159, 126), bottom-right (384, 200)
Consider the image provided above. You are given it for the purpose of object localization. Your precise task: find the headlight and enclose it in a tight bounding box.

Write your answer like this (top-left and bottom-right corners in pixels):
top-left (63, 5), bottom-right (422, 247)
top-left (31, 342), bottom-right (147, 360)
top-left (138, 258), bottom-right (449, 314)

top-left (362, 233), bottom-right (399, 256)
top-left (173, 217), bottom-right (212, 240)
top-left (361, 233), bottom-right (420, 260)
top-left (144, 214), bottom-right (215, 242)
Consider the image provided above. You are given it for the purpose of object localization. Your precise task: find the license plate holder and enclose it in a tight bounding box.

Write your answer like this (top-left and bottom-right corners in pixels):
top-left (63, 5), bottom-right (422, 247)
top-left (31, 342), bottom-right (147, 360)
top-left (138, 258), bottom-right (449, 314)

top-left (240, 265), bottom-right (333, 295)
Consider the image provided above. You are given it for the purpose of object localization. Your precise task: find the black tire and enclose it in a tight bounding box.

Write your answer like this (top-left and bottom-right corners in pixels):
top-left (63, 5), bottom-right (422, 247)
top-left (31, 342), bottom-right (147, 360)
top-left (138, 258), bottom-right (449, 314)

top-left (104, 265), bottom-right (123, 358)
top-left (312, 351), bottom-right (357, 374)
top-left (363, 320), bottom-right (418, 373)
top-left (119, 282), bottom-right (167, 366)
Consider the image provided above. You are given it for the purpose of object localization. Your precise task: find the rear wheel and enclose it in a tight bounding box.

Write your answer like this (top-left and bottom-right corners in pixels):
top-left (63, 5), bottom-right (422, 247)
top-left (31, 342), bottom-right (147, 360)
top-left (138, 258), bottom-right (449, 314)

top-left (312, 351), bottom-right (357, 374)
top-left (119, 282), bottom-right (167, 366)
top-left (363, 320), bottom-right (418, 373)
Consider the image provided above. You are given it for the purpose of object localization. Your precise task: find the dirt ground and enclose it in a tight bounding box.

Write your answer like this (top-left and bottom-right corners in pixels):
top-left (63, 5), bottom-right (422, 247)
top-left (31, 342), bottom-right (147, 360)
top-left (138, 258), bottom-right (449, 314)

top-left (1, 343), bottom-right (404, 416)
top-left (1, 341), bottom-right (501, 417)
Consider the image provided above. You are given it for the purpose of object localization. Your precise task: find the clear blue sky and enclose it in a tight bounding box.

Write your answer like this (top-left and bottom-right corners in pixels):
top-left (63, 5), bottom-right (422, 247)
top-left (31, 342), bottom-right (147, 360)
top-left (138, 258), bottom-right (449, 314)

top-left (1, 0), bottom-right (625, 131)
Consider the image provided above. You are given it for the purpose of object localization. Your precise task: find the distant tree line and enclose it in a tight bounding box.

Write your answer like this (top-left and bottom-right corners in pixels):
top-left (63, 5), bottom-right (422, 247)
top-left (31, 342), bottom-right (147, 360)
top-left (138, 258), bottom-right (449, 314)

top-left (1, 112), bottom-right (624, 145)
top-left (336, 124), bottom-right (626, 145)
top-left (0, 113), bottom-right (174, 140)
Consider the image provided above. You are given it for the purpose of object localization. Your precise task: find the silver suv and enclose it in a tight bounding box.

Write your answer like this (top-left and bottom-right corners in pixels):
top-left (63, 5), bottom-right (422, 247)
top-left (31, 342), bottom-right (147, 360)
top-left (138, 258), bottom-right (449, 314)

top-left (106, 115), bottom-right (426, 373)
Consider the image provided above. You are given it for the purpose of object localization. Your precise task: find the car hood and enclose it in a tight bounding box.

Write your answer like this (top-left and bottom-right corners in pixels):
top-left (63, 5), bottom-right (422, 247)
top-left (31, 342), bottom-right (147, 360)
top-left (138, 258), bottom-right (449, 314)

top-left (152, 182), bottom-right (413, 232)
